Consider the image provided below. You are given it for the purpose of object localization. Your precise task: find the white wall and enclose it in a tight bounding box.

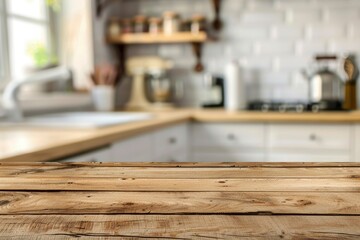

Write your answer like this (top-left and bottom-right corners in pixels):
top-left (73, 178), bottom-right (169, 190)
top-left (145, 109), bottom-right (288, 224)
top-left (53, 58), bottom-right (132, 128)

top-left (93, 0), bottom-right (360, 107)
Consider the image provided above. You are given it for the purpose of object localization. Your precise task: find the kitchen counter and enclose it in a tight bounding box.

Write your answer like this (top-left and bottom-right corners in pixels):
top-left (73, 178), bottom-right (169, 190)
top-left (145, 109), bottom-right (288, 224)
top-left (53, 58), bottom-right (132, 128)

top-left (0, 162), bottom-right (359, 238)
top-left (2, 109), bottom-right (360, 162)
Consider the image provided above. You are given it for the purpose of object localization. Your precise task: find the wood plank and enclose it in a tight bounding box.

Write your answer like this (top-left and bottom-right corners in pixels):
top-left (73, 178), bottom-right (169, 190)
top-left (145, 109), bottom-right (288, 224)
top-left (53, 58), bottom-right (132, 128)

top-left (0, 215), bottom-right (359, 239)
top-left (0, 166), bottom-right (360, 179)
top-left (1, 191), bottom-right (359, 215)
top-left (0, 177), bottom-right (359, 192)
top-left (107, 32), bottom-right (208, 44)
top-left (1, 162), bottom-right (360, 168)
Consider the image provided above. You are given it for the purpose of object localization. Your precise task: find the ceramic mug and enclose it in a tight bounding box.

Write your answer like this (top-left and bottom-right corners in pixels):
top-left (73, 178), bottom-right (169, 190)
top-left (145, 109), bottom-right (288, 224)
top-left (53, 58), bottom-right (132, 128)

top-left (91, 86), bottom-right (115, 112)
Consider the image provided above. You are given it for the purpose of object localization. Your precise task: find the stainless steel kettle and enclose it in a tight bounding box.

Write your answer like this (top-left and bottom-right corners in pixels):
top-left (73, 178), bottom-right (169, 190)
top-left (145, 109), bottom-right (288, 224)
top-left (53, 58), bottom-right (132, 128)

top-left (303, 55), bottom-right (343, 104)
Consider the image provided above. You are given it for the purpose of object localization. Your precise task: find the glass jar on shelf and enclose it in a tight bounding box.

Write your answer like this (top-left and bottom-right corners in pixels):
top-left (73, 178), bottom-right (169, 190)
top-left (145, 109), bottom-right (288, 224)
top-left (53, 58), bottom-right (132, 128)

top-left (148, 17), bottom-right (162, 34)
top-left (121, 19), bottom-right (133, 34)
top-left (162, 11), bottom-right (180, 35)
top-left (191, 15), bottom-right (206, 34)
top-left (108, 17), bottom-right (121, 37)
top-left (133, 15), bottom-right (148, 33)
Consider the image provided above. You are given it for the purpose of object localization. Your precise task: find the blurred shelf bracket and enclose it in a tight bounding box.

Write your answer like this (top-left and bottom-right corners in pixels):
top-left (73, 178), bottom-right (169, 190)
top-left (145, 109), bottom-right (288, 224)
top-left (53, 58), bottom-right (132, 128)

top-left (212, 0), bottom-right (223, 31)
top-left (192, 42), bottom-right (204, 73)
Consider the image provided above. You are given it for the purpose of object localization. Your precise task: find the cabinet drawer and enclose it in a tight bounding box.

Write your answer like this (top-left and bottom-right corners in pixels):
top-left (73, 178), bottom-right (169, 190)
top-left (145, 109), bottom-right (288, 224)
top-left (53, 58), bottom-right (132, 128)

top-left (192, 151), bottom-right (265, 162)
top-left (60, 147), bottom-right (111, 163)
top-left (268, 152), bottom-right (351, 162)
top-left (268, 124), bottom-right (351, 151)
top-left (192, 123), bottom-right (265, 150)
top-left (154, 124), bottom-right (188, 157)
top-left (110, 134), bottom-right (154, 162)
top-left (156, 149), bottom-right (188, 163)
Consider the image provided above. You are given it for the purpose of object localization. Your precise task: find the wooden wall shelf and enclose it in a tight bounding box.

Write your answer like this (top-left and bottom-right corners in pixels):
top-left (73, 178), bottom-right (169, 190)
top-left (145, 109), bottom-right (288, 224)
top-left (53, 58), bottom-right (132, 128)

top-left (108, 32), bottom-right (208, 45)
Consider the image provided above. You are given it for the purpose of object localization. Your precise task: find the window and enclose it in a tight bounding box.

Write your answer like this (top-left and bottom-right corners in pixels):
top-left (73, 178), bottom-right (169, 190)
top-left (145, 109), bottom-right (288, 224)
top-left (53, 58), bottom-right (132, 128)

top-left (0, 0), bottom-right (57, 86)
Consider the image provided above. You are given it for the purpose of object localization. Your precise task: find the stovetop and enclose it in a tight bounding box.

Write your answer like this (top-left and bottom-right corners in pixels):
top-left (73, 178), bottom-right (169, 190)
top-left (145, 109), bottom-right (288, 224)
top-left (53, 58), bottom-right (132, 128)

top-left (248, 101), bottom-right (345, 113)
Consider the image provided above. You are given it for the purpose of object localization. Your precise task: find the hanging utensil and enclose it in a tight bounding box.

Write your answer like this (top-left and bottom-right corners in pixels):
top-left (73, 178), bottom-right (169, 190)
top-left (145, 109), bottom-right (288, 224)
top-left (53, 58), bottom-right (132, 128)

top-left (343, 55), bottom-right (359, 110)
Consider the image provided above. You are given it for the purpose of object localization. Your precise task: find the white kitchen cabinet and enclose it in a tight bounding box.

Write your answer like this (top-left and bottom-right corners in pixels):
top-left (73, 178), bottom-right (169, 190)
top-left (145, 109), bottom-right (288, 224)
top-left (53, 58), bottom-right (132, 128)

top-left (60, 147), bottom-right (111, 163)
top-left (193, 151), bottom-right (265, 162)
top-left (110, 123), bottom-right (189, 162)
top-left (192, 123), bottom-right (265, 150)
top-left (191, 123), bottom-right (266, 162)
top-left (268, 124), bottom-right (351, 152)
top-left (153, 124), bottom-right (189, 162)
top-left (267, 124), bottom-right (353, 162)
top-left (110, 133), bottom-right (155, 162)
top-left (355, 125), bottom-right (360, 162)
top-left (268, 152), bottom-right (352, 162)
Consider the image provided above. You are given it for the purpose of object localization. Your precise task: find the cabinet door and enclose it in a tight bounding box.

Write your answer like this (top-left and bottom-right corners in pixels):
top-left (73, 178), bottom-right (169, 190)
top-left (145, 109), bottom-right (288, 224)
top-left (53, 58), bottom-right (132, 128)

top-left (191, 123), bottom-right (266, 162)
top-left (267, 124), bottom-right (353, 162)
top-left (110, 133), bottom-right (155, 162)
top-left (268, 152), bottom-right (351, 162)
top-left (154, 124), bottom-right (188, 159)
top-left (193, 151), bottom-right (265, 162)
top-left (268, 124), bottom-right (351, 152)
top-left (191, 123), bottom-right (265, 150)
top-left (355, 125), bottom-right (360, 162)
top-left (60, 147), bottom-right (111, 163)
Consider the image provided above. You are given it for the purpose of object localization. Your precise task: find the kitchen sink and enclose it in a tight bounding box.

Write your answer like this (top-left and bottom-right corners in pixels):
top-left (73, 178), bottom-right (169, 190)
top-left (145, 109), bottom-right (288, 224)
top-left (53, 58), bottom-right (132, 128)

top-left (0, 112), bottom-right (153, 129)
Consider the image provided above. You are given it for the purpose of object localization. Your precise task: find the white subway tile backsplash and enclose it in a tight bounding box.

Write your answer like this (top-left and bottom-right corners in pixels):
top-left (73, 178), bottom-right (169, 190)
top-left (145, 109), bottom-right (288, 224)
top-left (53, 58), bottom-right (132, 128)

top-left (247, 0), bottom-right (275, 10)
top-left (158, 45), bottom-right (184, 58)
top-left (296, 41), bottom-right (328, 56)
top-left (257, 41), bottom-right (295, 55)
top-left (241, 56), bottom-right (274, 70)
top-left (329, 40), bottom-right (360, 54)
top-left (272, 25), bottom-right (304, 39)
top-left (277, 56), bottom-right (309, 71)
top-left (288, 10), bottom-right (322, 24)
top-left (323, 8), bottom-right (359, 22)
top-left (228, 24), bottom-right (269, 39)
top-left (308, 24), bottom-right (347, 39)
top-left (240, 10), bottom-right (285, 24)
top-left (275, 0), bottom-right (315, 9)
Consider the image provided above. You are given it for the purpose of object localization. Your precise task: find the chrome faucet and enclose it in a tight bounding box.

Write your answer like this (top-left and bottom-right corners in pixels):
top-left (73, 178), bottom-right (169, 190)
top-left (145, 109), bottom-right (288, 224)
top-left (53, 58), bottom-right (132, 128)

top-left (1, 67), bottom-right (72, 122)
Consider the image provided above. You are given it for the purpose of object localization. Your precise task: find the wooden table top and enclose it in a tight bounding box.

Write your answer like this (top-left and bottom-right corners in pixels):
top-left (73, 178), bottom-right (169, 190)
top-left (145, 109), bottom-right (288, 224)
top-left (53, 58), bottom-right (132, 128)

top-left (0, 162), bottom-right (359, 239)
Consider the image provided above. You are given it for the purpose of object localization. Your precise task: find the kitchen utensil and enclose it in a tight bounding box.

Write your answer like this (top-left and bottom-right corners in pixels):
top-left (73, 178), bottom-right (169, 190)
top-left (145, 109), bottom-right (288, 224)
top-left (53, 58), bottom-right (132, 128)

top-left (91, 64), bottom-right (119, 87)
top-left (343, 55), bottom-right (358, 110)
top-left (92, 85), bottom-right (115, 112)
top-left (302, 55), bottom-right (344, 111)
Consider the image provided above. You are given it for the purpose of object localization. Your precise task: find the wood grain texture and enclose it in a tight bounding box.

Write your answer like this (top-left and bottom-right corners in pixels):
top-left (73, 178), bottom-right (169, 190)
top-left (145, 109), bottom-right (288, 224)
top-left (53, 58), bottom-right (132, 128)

top-left (0, 191), bottom-right (359, 215)
top-left (0, 215), bottom-right (359, 239)
top-left (108, 32), bottom-right (208, 44)
top-left (0, 163), bottom-right (359, 238)
top-left (1, 177), bottom-right (359, 192)
top-left (1, 165), bottom-right (360, 178)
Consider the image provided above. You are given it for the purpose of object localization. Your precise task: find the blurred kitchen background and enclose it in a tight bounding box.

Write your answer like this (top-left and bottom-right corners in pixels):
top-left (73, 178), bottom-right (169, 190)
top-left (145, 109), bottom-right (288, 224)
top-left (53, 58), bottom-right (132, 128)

top-left (1, 0), bottom-right (360, 112)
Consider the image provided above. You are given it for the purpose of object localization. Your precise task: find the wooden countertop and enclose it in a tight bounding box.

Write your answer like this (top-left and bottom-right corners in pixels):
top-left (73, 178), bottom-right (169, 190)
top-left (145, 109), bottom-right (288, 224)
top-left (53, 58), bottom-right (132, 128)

top-left (0, 162), bottom-right (359, 238)
top-left (2, 109), bottom-right (360, 162)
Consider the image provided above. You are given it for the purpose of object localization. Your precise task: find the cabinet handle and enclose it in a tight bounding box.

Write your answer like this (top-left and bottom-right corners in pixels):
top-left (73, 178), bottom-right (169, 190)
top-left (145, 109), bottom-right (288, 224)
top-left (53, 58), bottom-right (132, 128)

top-left (309, 134), bottom-right (317, 141)
top-left (227, 134), bottom-right (236, 141)
top-left (169, 137), bottom-right (177, 144)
